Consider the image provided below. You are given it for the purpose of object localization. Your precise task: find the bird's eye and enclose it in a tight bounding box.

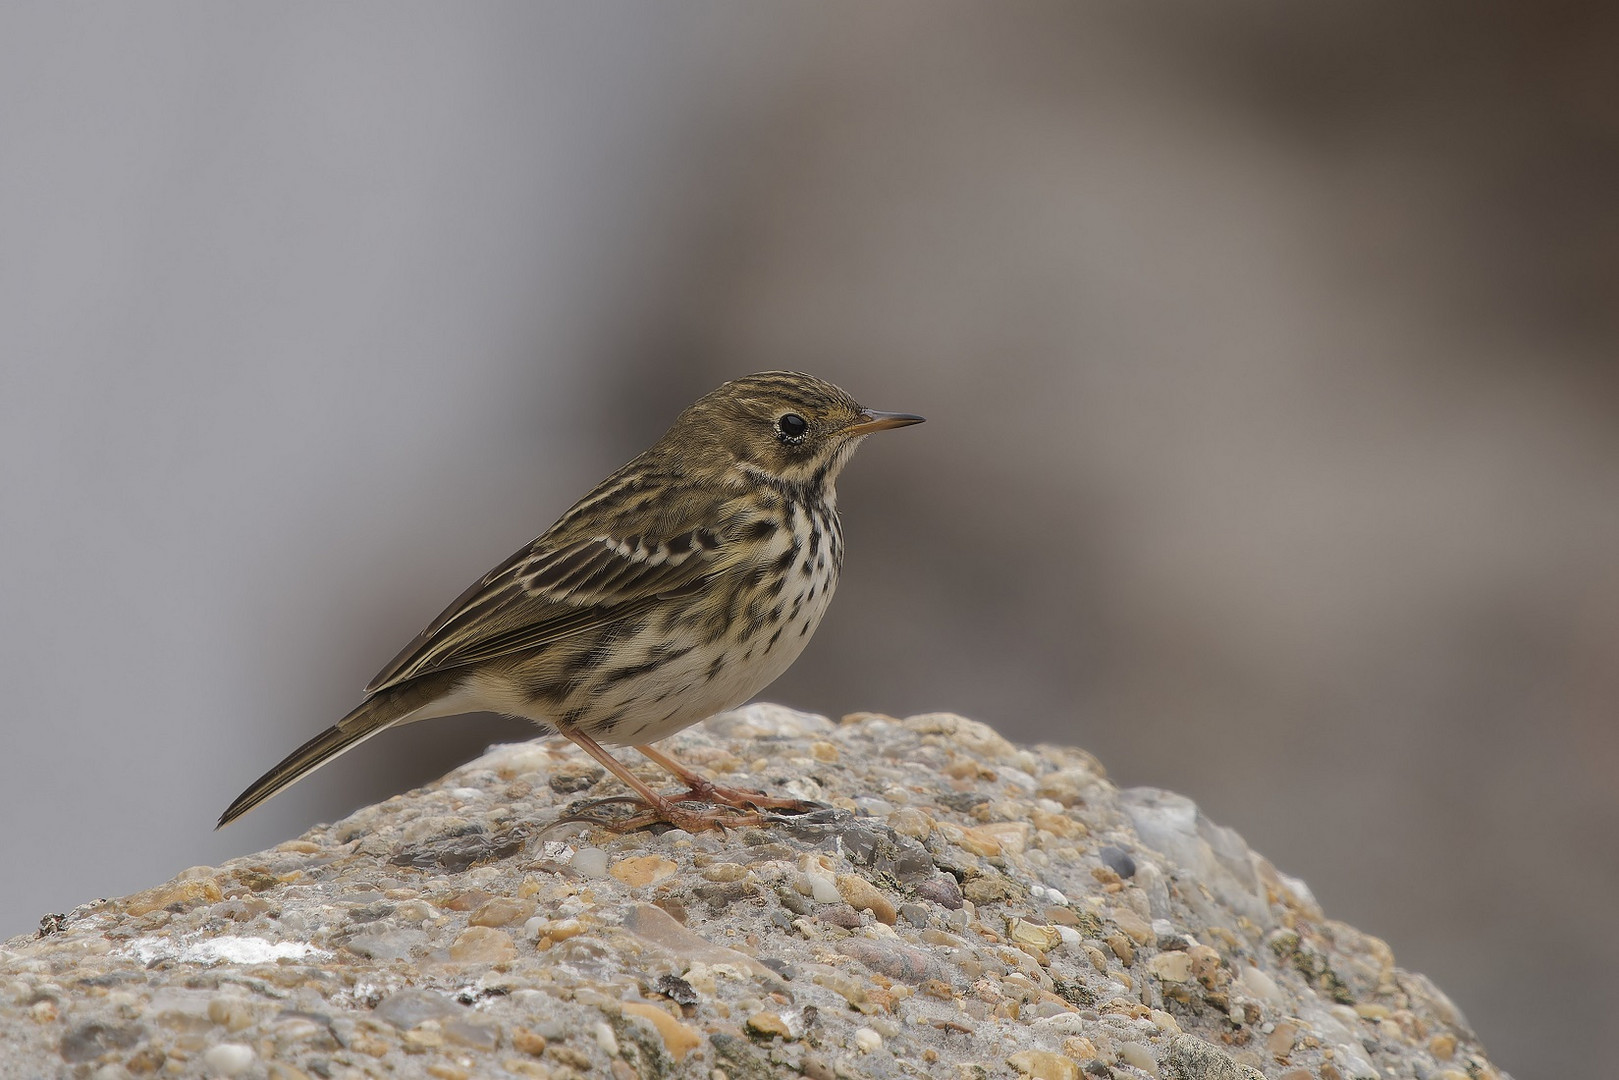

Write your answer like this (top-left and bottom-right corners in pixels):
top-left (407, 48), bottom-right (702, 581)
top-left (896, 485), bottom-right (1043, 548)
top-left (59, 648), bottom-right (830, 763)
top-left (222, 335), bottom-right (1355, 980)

top-left (775, 412), bottom-right (809, 444)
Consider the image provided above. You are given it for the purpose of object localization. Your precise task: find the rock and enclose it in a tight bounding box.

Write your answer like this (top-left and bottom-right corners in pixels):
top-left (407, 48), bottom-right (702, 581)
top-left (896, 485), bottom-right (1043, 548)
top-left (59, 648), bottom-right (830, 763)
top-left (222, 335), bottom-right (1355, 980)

top-left (1148, 952), bottom-right (1193, 983)
top-left (374, 990), bottom-right (462, 1029)
top-left (572, 847), bottom-right (610, 877)
top-left (1119, 1041), bottom-right (1158, 1076)
top-left (0, 705), bottom-right (1510, 1080)
top-left (835, 873), bottom-right (896, 924)
top-left (745, 1010), bottom-right (794, 1040)
top-left (1099, 846), bottom-right (1137, 879)
top-left (914, 875), bottom-right (964, 910)
top-left (611, 855), bottom-right (679, 887)
top-left (622, 903), bottom-right (782, 985)
top-left (123, 877), bottom-right (222, 917)
top-left (836, 939), bottom-right (934, 982)
top-left (1162, 1034), bottom-right (1265, 1080)
top-left (1009, 1049), bottom-right (1081, 1079)
top-left (200, 1043), bottom-right (255, 1076)
top-left (622, 1001), bottom-right (701, 1060)
top-left (448, 926), bottom-right (517, 964)
top-left (60, 1021), bottom-right (145, 1063)
top-left (1009, 918), bottom-right (1063, 952)
top-left (468, 897), bottom-right (535, 927)
top-left (1111, 908), bottom-right (1155, 946)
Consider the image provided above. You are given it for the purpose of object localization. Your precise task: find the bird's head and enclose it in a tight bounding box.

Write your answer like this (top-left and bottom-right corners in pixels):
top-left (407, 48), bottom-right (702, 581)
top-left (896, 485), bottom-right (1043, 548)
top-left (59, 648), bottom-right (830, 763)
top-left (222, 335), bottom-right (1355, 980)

top-left (658, 372), bottom-right (923, 492)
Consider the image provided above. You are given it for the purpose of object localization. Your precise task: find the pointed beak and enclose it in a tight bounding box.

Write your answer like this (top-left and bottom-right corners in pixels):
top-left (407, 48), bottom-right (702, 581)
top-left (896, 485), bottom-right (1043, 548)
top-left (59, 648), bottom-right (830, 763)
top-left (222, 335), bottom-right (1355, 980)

top-left (843, 409), bottom-right (925, 436)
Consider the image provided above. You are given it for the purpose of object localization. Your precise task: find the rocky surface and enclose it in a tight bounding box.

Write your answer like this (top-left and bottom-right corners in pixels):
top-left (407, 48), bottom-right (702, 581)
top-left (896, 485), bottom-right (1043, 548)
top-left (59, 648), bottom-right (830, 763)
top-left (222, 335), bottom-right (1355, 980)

top-left (2, 706), bottom-right (1506, 1080)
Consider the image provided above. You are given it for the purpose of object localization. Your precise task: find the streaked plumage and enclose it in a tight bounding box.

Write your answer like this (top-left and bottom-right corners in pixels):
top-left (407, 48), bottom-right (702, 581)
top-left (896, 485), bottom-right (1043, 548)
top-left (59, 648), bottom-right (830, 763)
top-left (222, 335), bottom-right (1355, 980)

top-left (218, 372), bottom-right (922, 832)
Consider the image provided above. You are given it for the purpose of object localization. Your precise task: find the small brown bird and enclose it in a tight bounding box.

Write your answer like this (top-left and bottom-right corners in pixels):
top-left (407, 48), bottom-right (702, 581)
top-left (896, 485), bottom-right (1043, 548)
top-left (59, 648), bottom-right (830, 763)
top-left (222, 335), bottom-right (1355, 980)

top-left (218, 372), bottom-right (922, 832)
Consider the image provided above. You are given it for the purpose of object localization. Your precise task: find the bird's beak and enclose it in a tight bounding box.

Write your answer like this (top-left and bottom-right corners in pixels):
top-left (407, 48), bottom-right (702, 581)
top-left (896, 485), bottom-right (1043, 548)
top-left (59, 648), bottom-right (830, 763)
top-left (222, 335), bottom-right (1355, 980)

top-left (843, 409), bottom-right (925, 436)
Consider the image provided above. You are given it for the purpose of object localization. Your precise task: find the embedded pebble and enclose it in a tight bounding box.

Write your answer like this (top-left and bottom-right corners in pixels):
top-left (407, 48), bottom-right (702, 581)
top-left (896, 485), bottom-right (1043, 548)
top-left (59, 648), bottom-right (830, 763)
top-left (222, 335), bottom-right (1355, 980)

top-left (1008, 1049), bottom-right (1081, 1080)
top-left (621, 1002), bottom-right (700, 1060)
top-left (1117, 1040), bottom-right (1158, 1075)
top-left (449, 926), bottom-right (516, 964)
top-left (1099, 846), bottom-right (1137, 879)
top-left (469, 897), bottom-right (534, 927)
top-left (571, 847), bottom-right (609, 878)
top-left (1233, 963), bottom-right (1282, 1005)
top-left (1147, 951), bottom-right (1192, 983)
top-left (914, 875), bottom-right (964, 910)
top-left (201, 1043), bottom-right (255, 1076)
top-left (887, 806), bottom-right (934, 839)
top-left (745, 1011), bottom-right (793, 1040)
top-left (807, 874), bottom-right (841, 904)
top-left (0, 704), bottom-right (1506, 1080)
top-left (836, 874), bottom-right (897, 924)
top-left (611, 855), bottom-right (679, 887)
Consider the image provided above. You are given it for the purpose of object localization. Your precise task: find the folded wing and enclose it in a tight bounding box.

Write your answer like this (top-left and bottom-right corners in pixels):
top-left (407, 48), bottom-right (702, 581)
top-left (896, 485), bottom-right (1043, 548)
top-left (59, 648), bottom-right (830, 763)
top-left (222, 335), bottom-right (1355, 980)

top-left (366, 519), bottom-right (736, 694)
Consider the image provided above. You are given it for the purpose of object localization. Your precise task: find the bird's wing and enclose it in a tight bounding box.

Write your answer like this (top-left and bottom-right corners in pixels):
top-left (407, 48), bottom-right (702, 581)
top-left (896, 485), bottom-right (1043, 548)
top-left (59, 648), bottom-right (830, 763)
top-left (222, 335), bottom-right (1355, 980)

top-left (365, 479), bottom-right (749, 693)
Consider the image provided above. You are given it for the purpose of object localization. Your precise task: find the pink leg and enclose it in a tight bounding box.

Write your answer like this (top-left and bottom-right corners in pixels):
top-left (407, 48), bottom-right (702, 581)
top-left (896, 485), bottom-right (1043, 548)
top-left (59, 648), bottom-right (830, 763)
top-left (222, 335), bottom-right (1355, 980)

top-left (634, 743), bottom-right (823, 814)
top-left (556, 730), bottom-right (762, 833)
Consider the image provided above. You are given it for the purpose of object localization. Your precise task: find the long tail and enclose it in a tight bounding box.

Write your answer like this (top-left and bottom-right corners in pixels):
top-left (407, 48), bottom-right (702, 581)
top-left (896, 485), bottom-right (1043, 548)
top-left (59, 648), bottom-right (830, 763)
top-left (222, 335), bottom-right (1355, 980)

top-left (216, 673), bottom-right (459, 828)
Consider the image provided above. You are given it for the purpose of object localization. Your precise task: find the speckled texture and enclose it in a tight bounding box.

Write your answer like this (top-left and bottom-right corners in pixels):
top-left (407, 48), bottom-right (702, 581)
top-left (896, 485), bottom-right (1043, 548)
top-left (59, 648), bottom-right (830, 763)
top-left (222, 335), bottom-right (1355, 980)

top-left (2, 706), bottom-right (1507, 1080)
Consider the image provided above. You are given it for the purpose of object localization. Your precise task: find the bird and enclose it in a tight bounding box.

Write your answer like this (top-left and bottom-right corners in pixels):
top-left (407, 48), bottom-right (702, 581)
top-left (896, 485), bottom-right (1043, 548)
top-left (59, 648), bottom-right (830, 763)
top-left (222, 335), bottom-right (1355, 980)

top-left (217, 372), bottom-right (923, 833)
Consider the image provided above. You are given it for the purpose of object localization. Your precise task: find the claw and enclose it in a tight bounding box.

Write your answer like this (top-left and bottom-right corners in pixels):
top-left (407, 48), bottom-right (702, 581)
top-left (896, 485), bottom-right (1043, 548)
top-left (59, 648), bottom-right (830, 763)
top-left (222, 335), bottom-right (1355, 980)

top-left (668, 782), bottom-right (826, 815)
top-left (557, 794), bottom-right (764, 834)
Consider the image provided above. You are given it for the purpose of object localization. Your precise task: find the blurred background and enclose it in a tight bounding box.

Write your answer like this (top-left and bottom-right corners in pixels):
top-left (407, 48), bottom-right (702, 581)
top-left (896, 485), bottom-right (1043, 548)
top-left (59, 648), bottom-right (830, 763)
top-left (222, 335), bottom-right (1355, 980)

top-left (2, 3), bottom-right (1614, 1074)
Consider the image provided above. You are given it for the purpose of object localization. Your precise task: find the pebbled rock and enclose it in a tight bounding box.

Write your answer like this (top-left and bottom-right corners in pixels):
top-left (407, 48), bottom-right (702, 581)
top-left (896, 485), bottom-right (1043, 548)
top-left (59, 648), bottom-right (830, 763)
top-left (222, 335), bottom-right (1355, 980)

top-left (0, 705), bottom-right (1510, 1080)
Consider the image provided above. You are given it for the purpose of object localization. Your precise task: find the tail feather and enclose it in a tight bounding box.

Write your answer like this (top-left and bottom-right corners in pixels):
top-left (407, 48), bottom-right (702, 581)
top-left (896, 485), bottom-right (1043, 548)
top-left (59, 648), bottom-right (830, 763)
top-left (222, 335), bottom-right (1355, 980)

top-left (216, 674), bottom-right (457, 828)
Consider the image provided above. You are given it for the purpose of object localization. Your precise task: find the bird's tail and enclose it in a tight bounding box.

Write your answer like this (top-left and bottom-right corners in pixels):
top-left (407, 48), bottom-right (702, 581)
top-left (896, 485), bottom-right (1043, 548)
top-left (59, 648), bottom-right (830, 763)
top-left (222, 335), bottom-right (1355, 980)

top-left (215, 673), bottom-right (458, 829)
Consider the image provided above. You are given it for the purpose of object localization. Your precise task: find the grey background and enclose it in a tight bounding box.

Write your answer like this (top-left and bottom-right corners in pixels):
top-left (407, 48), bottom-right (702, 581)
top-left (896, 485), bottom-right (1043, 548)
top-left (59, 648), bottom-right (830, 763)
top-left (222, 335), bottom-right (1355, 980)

top-left (3, 4), bottom-right (1615, 1076)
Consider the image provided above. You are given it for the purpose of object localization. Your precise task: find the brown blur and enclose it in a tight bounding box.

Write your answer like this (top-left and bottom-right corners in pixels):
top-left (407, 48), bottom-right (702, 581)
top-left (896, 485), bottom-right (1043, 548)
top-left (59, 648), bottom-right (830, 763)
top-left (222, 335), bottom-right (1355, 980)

top-left (2, 4), bottom-right (1614, 1075)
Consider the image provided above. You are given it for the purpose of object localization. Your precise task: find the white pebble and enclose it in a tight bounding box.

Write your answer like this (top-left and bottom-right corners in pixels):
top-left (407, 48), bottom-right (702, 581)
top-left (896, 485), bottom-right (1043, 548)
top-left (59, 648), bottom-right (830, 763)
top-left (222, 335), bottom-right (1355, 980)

top-left (807, 874), bottom-right (840, 904)
top-left (998, 766), bottom-right (1037, 790)
top-left (852, 1026), bottom-right (883, 1052)
top-left (1118, 1041), bottom-right (1158, 1076)
top-left (523, 916), bottom-right (546, 940)
top-left (1149, 1009), bottom-right (1181, 1035)
top-left (592, 1019), bottom-right (619, 1056)
top-left (572, 847), bottom-right (609, 878)
top-left (201, 1043), bottom-right (255, 1076)
top-left (1045, 887), bottom-right (1068, 905)
top-left (1234, 964), bottom-right (1281, 1005)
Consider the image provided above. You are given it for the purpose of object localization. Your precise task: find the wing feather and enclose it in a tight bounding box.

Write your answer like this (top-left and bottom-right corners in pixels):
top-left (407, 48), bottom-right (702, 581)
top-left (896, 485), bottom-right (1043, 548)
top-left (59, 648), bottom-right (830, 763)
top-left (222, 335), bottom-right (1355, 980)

top-left (365, 479), bottom-right (744, 693)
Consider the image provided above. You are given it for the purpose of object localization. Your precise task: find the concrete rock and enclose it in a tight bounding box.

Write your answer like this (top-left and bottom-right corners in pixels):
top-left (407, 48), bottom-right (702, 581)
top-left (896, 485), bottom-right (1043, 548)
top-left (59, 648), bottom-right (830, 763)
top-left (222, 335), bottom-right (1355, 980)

top-left (0, 704), bottom-right (1509, 1079)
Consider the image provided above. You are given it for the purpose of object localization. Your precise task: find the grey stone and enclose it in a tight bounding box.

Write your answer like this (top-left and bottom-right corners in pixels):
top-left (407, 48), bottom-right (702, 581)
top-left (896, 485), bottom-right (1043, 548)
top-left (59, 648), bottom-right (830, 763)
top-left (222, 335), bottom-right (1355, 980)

top-left (0, 705), bottom-right (1511, 1080)
top-left (1162, 1034), bottom-right (1266, 1080)
top-left (373, 989), bottom-right (462, 1029)
top-left (59, 1021), bottom-right (145, 1063)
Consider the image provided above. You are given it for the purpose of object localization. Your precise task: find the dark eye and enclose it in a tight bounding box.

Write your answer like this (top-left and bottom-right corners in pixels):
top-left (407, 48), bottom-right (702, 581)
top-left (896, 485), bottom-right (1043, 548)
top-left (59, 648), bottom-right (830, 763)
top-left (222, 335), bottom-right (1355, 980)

top-left (775, 412), bottom-right (809, 444)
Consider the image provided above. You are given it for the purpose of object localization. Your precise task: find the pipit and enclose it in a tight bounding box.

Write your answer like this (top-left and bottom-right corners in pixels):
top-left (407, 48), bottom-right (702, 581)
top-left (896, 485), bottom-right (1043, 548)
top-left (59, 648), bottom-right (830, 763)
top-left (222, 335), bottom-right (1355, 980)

top-left (218, 372), bottom-right (922, 832)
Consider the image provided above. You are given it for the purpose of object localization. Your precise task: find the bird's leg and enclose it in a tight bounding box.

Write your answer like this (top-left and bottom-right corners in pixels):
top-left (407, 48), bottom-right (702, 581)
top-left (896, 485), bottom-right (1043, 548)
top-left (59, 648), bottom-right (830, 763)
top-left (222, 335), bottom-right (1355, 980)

top-left (555, 730), bottom-right (760, 833)
top-left (634, 743), bottom-right (824, 815)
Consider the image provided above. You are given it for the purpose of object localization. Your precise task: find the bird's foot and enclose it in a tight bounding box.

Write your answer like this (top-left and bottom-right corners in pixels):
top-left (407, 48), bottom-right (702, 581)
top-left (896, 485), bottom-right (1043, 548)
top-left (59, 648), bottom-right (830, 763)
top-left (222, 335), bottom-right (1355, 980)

top-left (557, 794), bottom-right (763, 834)
top-left (667, 780), bottom-right (825, 816)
